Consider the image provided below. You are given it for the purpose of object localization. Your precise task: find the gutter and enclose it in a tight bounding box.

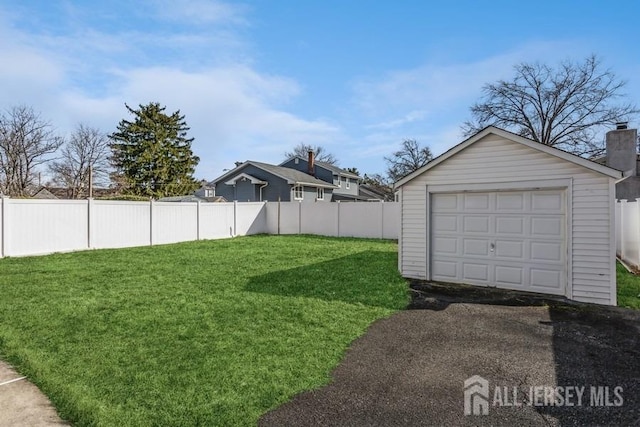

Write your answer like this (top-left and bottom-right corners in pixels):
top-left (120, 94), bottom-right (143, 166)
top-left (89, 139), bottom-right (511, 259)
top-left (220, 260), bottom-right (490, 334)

top-left (259, 182), bottom-right (268, 201)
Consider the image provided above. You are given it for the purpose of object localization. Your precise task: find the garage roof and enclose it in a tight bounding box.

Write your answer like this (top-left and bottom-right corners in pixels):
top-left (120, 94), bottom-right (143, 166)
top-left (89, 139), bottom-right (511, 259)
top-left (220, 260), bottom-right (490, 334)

top-left (395, 126), bottom-right (624, 188)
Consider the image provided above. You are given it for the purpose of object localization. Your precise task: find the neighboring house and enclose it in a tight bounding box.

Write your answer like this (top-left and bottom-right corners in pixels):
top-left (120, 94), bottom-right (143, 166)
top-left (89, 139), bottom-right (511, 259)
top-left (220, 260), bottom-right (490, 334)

top-left (157, 194), bottom-right (226, 203)
top-left (358, 183), bottom-right (394, 201)
top-left (193, 182), bottom-right (226, 202)
top-left (210, 160), bottom-right (336, 202)
top-left (395, 126), bottom-right (623, 306)
top-left (31, 187), bottom-right (59, 199)
top-left (280, 152), bottom-right (363, 201)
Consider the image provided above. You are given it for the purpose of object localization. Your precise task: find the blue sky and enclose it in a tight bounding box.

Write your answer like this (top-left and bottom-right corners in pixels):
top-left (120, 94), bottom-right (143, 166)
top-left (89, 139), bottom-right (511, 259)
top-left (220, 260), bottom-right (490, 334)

top-left (1, 0), bottom-right (639, 180)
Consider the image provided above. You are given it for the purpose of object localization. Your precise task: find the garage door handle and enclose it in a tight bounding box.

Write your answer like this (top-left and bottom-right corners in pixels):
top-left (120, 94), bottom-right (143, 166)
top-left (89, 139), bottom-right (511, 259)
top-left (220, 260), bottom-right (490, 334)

top-left (490, 243), bottom-right (495, 252)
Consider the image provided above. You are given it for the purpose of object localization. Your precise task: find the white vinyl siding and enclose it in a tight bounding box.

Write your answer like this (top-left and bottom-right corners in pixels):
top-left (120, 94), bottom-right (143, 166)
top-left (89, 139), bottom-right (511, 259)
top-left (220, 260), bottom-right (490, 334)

top-left (400, 185), bottom-right (427, 279)
top-left (399, 133), bottom-right (615, 305)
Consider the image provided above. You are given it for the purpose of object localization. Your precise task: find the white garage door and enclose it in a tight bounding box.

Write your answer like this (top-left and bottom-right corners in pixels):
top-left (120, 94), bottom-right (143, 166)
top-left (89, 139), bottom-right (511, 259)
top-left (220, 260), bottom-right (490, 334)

top-left (431, 190), bottom-right (566, 295)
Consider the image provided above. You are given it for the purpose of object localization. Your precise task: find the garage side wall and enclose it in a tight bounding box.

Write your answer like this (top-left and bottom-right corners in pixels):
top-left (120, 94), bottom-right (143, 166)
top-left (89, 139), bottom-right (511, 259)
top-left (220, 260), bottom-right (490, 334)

top-left (399, 134), bottom-right (615, 305)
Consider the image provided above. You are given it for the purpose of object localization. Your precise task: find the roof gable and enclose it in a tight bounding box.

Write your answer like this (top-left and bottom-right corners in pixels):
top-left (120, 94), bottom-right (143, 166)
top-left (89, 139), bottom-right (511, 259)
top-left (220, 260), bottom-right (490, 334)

top-left (395, 126), bottom-right (623, 188)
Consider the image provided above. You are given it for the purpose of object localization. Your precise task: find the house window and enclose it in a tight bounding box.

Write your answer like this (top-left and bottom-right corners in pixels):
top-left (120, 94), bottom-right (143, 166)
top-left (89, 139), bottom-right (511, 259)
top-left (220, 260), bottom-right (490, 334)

top-left (294, 158), bottom-right (299, 164)
top-left (346, 178), bottom-right (350, 189)
top-left (293, 185), bottom-right (304, 200)
top-left (205, 189), bottom-right (214, 197)
top-left (336, 176), bottom-right (341, 187)
top-left (317, 187), bottom-right (324, 200)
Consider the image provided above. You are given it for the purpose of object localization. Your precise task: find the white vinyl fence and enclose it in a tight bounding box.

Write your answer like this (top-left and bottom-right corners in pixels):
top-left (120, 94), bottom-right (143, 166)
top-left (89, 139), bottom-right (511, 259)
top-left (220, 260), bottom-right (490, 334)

top-left (616, 200), bottom-right (640, 268)
top-left (0, 198), bottom-right (399, 258)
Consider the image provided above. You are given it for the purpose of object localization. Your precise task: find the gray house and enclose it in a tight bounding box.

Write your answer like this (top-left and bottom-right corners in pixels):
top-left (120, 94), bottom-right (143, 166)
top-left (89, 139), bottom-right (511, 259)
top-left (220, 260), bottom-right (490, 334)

top-left (280, 153), bottom-right (365, 201)
top-left (211, 161), bottom-right (336, 202)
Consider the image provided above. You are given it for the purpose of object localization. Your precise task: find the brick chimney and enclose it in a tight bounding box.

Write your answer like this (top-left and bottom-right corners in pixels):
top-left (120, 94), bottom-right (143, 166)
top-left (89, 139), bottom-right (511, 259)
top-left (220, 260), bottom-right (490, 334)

top-left (606, 123), bottom-right (637, 174)
top-left (308, 150), bottom-right (315, 176)
top-left (606, 122), bottom-right (639, 201)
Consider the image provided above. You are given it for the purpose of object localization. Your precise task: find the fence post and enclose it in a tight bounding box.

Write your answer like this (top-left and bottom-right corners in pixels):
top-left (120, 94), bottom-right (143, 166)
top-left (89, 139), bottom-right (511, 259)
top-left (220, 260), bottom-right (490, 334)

top-left (298, 200), bottom-right (302, 234)
top-left (620, 200), bottom-right (626, 262)
top-left (380, 201), bottom-right (385, 239)
top-left (196, 201), bottom-right (201, 241)
top-left (87, 198), bottom-right (93, 249)
top-left (337, 200), bottom-right (341, 237)
top-left (150, 199), bottom-right (155, 246)
top-left (233, 200), bottom-right (237, 237)
top-left (0, 195), bottom-right (5, 258)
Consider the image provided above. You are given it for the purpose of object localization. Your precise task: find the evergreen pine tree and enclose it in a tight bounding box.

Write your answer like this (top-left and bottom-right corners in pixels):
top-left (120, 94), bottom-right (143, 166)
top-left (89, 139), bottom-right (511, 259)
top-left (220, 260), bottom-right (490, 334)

top-left (109, 102), bottom-right (200, 198)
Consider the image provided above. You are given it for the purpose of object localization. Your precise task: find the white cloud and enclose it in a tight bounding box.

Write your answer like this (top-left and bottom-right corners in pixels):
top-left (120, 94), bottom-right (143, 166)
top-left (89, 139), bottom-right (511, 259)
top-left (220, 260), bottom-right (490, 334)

top-left (0, 4), bottom-right (342, 181)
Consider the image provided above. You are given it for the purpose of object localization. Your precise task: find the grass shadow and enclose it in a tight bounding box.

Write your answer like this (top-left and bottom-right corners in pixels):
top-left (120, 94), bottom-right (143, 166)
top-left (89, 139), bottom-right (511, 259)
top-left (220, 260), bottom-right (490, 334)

top-left (245, 250), bottom-right (408, 310)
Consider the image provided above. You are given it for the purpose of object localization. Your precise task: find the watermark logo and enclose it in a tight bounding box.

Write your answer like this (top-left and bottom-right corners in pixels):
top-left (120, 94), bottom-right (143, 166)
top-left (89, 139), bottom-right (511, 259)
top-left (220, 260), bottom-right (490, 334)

top-left (464, 375), bottom-right (624, 416)
top-left (464, 375), bottom-right (489, 416)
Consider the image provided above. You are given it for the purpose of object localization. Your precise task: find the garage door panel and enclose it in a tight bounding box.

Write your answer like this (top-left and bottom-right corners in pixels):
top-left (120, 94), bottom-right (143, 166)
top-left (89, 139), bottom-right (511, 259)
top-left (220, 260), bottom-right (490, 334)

top-left (530, 241), bottom-right (562, 262)
top-left (495, 265), bottom-right (524, 285)
top-left (431, 189), bottom-right (566, 296)
top-left (496, 216), bottom-right (524, 234)
top-left (463, 216), bottom-right (489, 233)
top-left (530, 268), bottom-right (562, 290)
top-left (432, 194), bottom-right (458, 211)
top-left (433, 237), bottom-right (458, 254)
top-left (463, 193), bottom-right (490, 210)
top-left (532, 192), bottom-right (563, 211)
top-left (432, 214), bottom-right (458, 232)
top-left (496, 193), bottom-right (524, 210)
top-left (463, 239), bottom-right (489, 256)
top-left (463, 263), bottom-right (489, 281)
top-left (531, 217), bottom-right (563, 236)
top-left (432, 260), bottom-right (458, 279)
top-left (495, 240), bottom-right (524, 259)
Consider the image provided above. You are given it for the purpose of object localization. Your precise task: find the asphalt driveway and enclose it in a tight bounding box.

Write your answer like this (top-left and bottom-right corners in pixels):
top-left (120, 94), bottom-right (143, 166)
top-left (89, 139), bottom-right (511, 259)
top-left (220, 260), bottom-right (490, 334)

top-left (260, 283), bottom-right (640, 426)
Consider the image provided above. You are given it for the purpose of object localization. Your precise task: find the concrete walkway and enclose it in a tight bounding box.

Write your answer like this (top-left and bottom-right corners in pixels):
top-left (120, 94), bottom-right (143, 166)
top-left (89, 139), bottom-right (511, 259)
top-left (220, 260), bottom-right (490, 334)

top-left (0, 361), bottom-right (67, 427)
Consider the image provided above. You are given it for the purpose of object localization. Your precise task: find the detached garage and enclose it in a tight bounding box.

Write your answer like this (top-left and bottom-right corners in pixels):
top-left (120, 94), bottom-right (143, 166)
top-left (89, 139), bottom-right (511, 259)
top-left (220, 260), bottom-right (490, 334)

top-left (396, 126), bottom-right (624, 305)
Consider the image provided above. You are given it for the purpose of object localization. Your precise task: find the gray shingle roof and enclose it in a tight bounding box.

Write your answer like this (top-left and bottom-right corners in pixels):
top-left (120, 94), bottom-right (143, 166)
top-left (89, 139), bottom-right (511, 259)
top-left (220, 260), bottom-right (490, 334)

top-left (212, 161), bottom-right (338, 188)
top-left (314, 160), bottom-right (361, 179)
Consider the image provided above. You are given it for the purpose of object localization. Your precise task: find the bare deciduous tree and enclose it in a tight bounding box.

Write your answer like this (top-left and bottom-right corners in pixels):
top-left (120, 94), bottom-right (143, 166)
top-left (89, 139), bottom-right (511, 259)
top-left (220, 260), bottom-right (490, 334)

top-left (0, 106), bottom-right (63, 197)
top-left (284, 143), bottom-right (338, 164)
top-left (462, 55), bottom-right (639, 157)
top-left (49, 124), bottom-right (110, 198)
top-left (385, 139), bottom-right (433, 182)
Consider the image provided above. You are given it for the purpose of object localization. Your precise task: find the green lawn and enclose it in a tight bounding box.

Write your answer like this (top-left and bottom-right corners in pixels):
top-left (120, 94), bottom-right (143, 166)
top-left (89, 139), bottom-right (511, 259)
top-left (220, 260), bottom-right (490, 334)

top-left (617, 262), bottom-right (640, 309)
top-left (0, 235), bottom-right (408, 426)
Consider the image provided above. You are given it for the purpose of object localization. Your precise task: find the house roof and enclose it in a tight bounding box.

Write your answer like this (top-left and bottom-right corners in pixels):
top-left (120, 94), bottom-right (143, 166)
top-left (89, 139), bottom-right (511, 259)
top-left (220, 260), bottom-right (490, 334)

top-left (224, 173), bottom-right (267, 185)
top-left (211, 161), bottom-right (338, 189)
top-left (280, 156), bottom-right (362, 179)
top-left (395, 126), bottom-right (625, 188)
top-left (158, 194), bottom-right (207, 202)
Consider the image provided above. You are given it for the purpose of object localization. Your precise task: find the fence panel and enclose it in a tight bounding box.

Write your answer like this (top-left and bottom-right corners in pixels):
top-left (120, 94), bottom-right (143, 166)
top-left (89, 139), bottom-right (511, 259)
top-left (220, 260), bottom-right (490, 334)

top-left (278, 202), bottom-right (301, 234)
top-left (236, 202), bottom-right (268, 235)
top-left (200, 203), bottom-right (235, 239)
top-left (618, 200), bottom-right (640, 268)
top-left (301, 202), bottom-right (338, 236)
top-left (0, 199), bottom-right (400, 258)
top-left (5, 199), bottom-right (88, 256)
top-left (338, 202), bottom-right (383, 238)
top-left (382, 202), bottom-right (400, 239)
top-left (153, 202), bottom-right (199, 245)
top-left (92, 201), bottom-right (151, 249)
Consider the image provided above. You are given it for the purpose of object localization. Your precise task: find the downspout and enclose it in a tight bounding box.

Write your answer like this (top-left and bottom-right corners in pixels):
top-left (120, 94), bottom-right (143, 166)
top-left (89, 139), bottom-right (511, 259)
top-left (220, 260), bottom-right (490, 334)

top-left (259, 182), bottom-right (269, 201)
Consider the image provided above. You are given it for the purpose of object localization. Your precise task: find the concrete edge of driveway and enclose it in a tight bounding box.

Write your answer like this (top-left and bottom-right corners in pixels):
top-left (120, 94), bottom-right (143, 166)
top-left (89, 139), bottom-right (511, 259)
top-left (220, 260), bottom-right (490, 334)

top-left (0, 360), bottom-right (68, 426)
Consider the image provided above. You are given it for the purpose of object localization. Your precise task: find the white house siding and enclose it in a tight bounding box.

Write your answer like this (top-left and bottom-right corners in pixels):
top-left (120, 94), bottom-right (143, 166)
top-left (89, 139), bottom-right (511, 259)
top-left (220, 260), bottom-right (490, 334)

top-left (400, 185), bottom-right (427, 279)
top-left (400, 133), bottom-right (615, 305)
